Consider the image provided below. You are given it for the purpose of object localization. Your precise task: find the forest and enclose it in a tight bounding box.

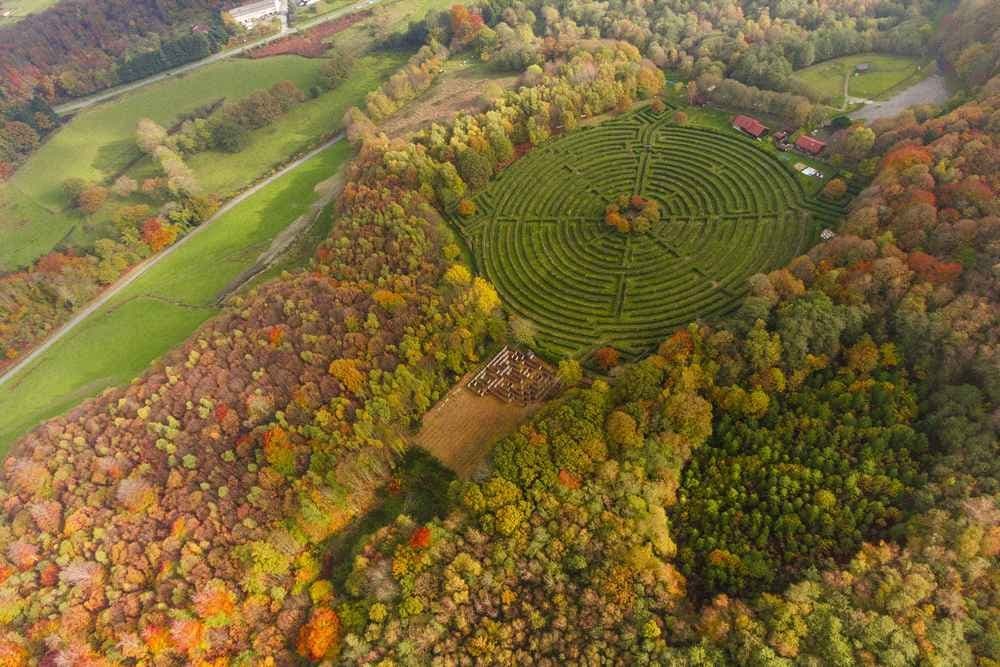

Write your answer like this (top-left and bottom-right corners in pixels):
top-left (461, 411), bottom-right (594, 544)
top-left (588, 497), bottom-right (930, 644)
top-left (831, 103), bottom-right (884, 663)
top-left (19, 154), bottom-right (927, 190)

top-left (0, 0), bottom-right (996, 662)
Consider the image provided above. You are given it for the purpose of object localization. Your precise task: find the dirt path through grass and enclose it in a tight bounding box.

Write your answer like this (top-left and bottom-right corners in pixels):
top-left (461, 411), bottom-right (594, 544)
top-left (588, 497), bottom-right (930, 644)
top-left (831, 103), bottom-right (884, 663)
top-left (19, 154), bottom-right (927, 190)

top-left (0, 134), bottom-right (343, 391)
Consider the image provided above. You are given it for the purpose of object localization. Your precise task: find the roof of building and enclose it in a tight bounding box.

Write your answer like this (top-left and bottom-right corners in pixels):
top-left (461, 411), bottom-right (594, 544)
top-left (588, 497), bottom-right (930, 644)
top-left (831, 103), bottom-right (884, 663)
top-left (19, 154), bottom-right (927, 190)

top-left (855, 63), bottom-right (870, 71)
top-left (732, 114), bottom-right (767, 138)
top-left (795, 135), bottom-right (826, 154)
top-left (230, 0), bottom-right (277, 18)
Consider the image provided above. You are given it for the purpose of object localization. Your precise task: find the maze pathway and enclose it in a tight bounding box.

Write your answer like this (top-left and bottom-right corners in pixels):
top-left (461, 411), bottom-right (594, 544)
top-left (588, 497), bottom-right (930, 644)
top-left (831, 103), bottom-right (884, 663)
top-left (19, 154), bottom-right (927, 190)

top-left (455, 109), bottom-right (838, 358)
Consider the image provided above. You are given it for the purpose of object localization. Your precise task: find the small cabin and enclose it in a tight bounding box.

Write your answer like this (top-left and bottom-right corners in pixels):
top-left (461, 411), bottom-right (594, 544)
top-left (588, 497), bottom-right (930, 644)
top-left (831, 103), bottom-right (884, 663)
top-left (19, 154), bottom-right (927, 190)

top-left (229, 0), bottom-right (282, 29)
top-left (732, 115), bottom-right (768, 139)
top-left (795, 135), bottom-right (826, 156)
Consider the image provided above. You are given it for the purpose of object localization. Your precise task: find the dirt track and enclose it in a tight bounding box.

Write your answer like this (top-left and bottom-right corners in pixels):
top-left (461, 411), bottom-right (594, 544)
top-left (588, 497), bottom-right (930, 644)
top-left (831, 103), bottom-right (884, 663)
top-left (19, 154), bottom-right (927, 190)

top-left (850, 74), bottom-right (951, 123)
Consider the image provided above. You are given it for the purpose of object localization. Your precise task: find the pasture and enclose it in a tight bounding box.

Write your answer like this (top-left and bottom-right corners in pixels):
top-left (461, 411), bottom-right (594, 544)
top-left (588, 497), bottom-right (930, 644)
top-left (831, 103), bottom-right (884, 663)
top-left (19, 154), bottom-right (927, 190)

top-left (0, 0), bottom-right (57, 24)
top-left (0, 55), bottom-right (330, 271)
top-left (455, 107), bottom-right (843, 359)
top-left (180, 53), bottom-right (402, 195)
top-left (0, 0), bottom-right (457, 272)
top-left (0, 142), bottom-right (350, 452)
top-left (792, 53), bottom-right (928, 106)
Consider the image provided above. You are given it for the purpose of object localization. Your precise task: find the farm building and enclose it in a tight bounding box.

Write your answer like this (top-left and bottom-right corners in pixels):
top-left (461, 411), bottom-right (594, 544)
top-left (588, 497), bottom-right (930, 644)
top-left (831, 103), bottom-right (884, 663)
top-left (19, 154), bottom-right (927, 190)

top-left (229, 0), bottom-right (283, 28)
top-left (820, 228), bottom-right (836, 240)
top-left (795, 135), bottom-right (827, 155)
top-left (467, 346), bottom-right (560, 405)
top-left (855, 63), bottom-right (870, 73)
top-left (732, 114), bottom-right (768, 139)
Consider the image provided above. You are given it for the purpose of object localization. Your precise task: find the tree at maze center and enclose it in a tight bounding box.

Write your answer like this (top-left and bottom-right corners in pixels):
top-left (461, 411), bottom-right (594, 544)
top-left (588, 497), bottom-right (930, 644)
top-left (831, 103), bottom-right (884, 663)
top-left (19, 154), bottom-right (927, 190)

top-left (604, 194), bottom-right (662, 234)
top-left (455, 108), bottom-right (845, 359)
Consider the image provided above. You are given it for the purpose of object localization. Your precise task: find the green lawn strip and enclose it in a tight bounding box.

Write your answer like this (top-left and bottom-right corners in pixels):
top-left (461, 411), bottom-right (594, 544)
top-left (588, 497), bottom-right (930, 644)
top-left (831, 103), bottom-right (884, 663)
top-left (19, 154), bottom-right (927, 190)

top-left (0, 56), bottom-right (329, 270)
top-left (294, 0), bottom-right (357, 22)
top-left (0, 142), bottom-right (350, 453)
top-left (179, 52), bottom-right (404, 195)
top-left (249, 198), bottom-right (337, 288)
top-left (792, 53), bottom-right (929, 105)
top-left (0, 0), bottom-right (458, 271)
top-left (0, 298), bottom-right (213, 450)
top-left (0, 0), bottom-right (59, 24)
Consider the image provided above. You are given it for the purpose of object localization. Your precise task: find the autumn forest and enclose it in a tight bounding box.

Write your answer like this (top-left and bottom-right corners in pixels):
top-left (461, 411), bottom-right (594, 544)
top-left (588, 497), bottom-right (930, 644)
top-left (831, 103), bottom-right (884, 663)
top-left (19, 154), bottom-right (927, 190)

top-left (0, 0), bottom-right (997, 663)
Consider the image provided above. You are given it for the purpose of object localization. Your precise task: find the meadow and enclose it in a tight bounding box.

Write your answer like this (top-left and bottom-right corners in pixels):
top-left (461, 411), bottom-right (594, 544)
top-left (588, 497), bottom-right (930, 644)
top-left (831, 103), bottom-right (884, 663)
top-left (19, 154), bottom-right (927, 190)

top-left (0, 0), bottom-right (457, 272)
top-left (0, 55), bottom-right (330, 271)
top-left (791, 52), bottom-right (929, 106)
top-left (0, 0), bottom-right (462, 450)
top-left (455, 107), bottom-right (843, 359)
top-left (0, 0), bottom-right (57, 24)
top-left (0, 141), bottom-right (351, 451)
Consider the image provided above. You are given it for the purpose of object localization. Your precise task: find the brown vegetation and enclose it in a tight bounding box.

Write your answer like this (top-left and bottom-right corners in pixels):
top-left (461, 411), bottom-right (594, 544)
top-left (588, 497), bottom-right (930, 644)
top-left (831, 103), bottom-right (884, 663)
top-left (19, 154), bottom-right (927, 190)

top-left (414, 376), bottom-right (540, 479)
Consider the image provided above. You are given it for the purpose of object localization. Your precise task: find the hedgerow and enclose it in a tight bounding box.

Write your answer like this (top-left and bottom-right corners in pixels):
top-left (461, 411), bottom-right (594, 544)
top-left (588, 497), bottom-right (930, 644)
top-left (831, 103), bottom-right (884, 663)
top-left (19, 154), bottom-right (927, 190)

top-left (455, 107), bottom-right (842, 358)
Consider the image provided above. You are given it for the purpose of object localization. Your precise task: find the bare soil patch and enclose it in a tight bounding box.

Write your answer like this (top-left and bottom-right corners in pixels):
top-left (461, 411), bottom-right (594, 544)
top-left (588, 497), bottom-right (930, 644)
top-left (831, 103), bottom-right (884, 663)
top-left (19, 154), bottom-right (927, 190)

top-left (413, 373), bottom-right (541, 479)
top-left (381, 67), bottom-right (518, 139)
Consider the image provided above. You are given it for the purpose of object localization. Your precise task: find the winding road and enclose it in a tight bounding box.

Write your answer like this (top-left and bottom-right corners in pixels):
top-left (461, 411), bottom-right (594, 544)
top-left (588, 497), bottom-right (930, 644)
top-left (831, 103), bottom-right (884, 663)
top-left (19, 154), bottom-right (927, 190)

top-left (0, 134), bottom-right (344, 389)
top-left (54, 0), bottom-right (381, 115)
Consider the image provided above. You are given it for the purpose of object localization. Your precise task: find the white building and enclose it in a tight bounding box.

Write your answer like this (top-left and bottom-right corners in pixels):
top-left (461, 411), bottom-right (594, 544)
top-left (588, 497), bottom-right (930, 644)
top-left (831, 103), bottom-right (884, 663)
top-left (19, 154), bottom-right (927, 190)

top-left (229, 0), bottom-right (282, 29)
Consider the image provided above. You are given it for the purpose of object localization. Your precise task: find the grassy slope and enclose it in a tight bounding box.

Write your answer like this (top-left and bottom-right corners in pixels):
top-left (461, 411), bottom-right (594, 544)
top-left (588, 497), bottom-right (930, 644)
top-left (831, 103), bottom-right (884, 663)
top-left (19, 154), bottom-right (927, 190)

top-left (0, 0), bottom-right (456, 272)
top-left (792, 52), bottom-right (929, 106)
top-left (0, 142), bottom-right (350, 451)
top-left (0, 0), bottom-right (460, 448)
top-left (181, 53), bottom-right (402, 195)
top-left (0, 0), bottom-right (58, 25)
top-left (0, 56), bottom-right (328, 271)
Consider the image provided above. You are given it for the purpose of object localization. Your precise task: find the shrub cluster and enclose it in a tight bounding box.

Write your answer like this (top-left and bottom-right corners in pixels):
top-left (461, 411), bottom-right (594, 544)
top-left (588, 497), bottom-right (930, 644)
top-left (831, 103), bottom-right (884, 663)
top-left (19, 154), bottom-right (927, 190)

top-left (604, 194), bottom-right (662, 234)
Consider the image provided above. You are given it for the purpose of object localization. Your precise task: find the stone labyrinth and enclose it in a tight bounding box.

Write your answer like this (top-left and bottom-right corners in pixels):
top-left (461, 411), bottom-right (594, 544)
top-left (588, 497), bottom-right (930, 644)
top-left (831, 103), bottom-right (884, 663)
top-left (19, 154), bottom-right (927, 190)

top-left (456, 107), bottom-right (836, 358)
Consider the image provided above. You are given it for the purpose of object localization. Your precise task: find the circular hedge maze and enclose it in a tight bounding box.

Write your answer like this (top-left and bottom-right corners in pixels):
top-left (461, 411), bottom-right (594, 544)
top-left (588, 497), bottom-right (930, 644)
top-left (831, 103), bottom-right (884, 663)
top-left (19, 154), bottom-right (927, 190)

top-left (455, 107), bottom-right (840, 358)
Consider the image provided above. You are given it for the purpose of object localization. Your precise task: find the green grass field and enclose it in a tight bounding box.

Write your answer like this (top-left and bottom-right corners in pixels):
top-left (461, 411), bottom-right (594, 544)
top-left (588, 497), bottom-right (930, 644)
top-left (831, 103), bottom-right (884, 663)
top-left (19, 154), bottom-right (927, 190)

top-left (0, 141), bottom-right (350, 452)
top-left (455, 107), bottom-right (843, 359)
top-left (0, 56), bottom-right (331, 271)
top-left (181, 53), bottom-right (402, 195)
top-left (0, 0), bottom-right (58, 24)
top-left (792, 53), bottom-right (929, 106)
top-left (294, 0), bottom-right (355, 21)
top-left (0, 0), bottom-right (458, 449)
top-left (0, 0), bottom-right (458, 272)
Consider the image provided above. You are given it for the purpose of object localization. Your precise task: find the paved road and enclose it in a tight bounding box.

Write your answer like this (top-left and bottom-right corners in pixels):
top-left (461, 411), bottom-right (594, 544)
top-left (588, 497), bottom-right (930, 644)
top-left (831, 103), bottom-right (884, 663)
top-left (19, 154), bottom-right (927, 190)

top-left (0, 134), bottom-right (344, 389)
top-left (53, 0), bottom-right (380, 115)
top-left (850, 74), bottom-right (951, 123)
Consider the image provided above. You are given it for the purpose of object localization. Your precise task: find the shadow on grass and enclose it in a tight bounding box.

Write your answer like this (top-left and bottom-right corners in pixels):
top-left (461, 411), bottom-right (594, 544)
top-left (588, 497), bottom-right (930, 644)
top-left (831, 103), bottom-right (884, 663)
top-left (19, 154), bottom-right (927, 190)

top-left (323, 448), bottom-right (456, 590)
top-left (92, 138), bottom-right (144, 180)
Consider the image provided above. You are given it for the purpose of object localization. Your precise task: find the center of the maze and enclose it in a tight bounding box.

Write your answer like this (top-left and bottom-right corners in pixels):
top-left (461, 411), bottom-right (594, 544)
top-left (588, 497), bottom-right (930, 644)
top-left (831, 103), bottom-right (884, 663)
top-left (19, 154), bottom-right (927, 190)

top-left (603, 194), bottom-right (662, 235)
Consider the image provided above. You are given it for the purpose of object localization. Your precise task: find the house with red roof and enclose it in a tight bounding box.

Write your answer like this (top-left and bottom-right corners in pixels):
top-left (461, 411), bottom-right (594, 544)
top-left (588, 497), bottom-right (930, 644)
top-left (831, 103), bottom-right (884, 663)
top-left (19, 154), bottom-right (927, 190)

top-left (795, 135), bottom-right (827, 156)
top-left (732, 115), bottom-right (768, 139)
